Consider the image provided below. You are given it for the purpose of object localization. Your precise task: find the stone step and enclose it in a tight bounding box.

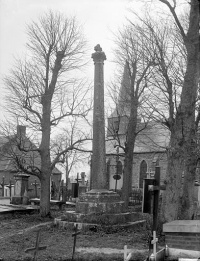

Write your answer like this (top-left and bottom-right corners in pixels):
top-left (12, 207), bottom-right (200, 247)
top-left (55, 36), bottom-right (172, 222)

top-left (59, 210), bottom-right (143, 225)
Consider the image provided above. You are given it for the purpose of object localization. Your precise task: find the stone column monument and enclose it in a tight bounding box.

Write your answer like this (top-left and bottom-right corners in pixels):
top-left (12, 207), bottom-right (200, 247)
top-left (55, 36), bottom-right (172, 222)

top-left (74, 45), bottom-right (126, 223)
top-left (58, 45), bottom-right (130, 227)
top-left (91, 44), bottom-right (108, 190)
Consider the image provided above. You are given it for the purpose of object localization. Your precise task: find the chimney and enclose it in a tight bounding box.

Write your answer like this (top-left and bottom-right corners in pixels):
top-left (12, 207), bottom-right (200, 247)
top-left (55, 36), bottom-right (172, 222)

top-left (17, 125), bottom-right (26, 138)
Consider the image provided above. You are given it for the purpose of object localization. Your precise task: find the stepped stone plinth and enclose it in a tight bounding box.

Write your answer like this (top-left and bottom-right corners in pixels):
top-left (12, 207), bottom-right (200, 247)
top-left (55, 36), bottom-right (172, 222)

top-left (76, 189), bottom-right (125, 214)
top-left (60, 189), bottom-right (130, 225)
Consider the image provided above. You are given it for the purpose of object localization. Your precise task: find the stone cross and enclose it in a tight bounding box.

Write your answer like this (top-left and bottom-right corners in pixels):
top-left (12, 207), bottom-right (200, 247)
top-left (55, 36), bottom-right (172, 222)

top-left (31, 179), bottom-right (39, 198)
top-left (91, 44), bottom-right (107, 190)
top-left (81, 172), bottom-right (85, 185)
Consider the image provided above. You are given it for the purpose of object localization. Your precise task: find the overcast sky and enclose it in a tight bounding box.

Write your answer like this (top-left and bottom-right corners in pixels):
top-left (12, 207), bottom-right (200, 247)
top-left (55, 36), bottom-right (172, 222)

top-left (0, 0), bottom-right (188, 120)
top-left (0, 0), bottom-right (148, 119)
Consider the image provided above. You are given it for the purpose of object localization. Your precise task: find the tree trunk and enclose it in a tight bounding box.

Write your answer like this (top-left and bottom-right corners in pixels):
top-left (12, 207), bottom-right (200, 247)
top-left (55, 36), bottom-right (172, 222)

top-left (122, 141), bottom-right (135, 208)
top-left (39, 99), bottom-right (52, 217)
top-left (122, 99), bottom-right (138, 208)
top-left (40, 174), bottom-right (51, 216)
top-left (162, 115), bottom-right (197, 221)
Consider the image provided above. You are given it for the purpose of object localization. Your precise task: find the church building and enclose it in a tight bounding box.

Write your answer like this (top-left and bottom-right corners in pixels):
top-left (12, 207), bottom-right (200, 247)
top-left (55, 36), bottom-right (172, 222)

top-left (106, 62), bottom-right (170, 191)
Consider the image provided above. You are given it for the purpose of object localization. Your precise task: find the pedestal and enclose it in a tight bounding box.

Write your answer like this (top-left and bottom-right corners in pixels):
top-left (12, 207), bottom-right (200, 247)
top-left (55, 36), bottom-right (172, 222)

top-left (11, 173), bottom-right (30, 205)
top-left (60, 189), bottom-right (134, 225)
top-left (78, 185), bottom-right (87, 196)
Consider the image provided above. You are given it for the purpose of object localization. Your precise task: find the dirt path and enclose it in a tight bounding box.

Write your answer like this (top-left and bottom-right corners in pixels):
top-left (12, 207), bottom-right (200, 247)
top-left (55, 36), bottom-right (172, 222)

top-left (0, 221), bottom-right (52, 240)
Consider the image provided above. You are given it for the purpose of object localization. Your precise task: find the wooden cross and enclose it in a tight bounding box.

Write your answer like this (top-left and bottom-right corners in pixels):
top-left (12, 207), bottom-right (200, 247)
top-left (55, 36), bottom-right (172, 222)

top-left (148, 167), bottom-right (166, 230)
top-left (25, 230), bottom-right (47, 261)
top-left (151, 231), bottom-right (158, 259)
top-left (72, 224), bottom-right (81, 261)
top-left (124, 245), bottom-right (132, 261)
top-left (75, 173), bottom-right (82, 184)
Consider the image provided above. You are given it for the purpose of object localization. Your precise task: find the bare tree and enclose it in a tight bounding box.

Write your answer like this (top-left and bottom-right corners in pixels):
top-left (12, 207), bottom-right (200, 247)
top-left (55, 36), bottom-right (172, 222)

top-left (3, 11), bottom-right (92, 217)
top-left (109, 24), bottom-right (155, 207)
top-left (157, 0), bottom-right (200, 221)
top-left (131, 0), bottom-right (199, 221)
top-left (51, 118), bottom-right (92, 176)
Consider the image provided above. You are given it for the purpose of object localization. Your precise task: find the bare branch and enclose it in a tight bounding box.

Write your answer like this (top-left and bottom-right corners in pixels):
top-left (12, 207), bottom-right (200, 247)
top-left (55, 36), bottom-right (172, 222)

top-left (159, 0), bottom-right (186, 40)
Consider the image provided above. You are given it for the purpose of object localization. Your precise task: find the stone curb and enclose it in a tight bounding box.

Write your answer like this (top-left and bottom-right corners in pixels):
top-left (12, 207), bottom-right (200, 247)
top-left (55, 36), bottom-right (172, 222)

top-left (54, 218), bottom-right (146, 230)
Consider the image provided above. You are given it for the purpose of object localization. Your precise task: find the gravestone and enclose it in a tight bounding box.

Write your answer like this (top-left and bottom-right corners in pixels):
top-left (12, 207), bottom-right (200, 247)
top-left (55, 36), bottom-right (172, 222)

top-left (79, 172), bottom-right (87, 196)
top-left (11, 173), bottom-right (30, 205)
top-left (163, 220), bottom-right (200, 259)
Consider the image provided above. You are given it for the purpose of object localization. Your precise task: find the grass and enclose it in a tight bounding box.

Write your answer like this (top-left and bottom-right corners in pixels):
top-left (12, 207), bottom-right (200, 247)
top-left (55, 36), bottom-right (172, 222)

top-left (0, 206), bottom-right (165, 261)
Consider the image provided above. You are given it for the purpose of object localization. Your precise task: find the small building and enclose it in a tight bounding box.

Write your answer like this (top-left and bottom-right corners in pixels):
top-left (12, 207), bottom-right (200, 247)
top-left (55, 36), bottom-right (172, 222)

top-left (0, 125), bottom-right (62, 199)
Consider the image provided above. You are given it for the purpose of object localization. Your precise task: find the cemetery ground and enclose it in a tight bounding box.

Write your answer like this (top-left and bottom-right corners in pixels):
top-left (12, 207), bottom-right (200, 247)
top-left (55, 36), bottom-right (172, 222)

top-left (0, 205), bottom-right (165, 261)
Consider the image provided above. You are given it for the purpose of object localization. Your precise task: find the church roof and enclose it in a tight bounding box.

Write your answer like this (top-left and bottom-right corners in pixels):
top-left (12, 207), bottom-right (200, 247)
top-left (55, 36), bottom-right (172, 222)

top-left (106, 121), bottom-right (169, 155)
top-left (110, 61), bottom-right (131, 119)
top-left (107, 61), bottom-right (170, 156)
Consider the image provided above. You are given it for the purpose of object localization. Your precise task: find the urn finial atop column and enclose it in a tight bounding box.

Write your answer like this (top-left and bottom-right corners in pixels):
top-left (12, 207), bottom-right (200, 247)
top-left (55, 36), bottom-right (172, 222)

top-left (92, 44), bottom-right (106, 63)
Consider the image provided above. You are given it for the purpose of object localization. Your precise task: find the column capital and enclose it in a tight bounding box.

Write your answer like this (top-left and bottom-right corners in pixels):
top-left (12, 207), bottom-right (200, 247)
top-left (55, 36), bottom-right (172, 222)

top-left (92, 44), bottom-right (106, 62)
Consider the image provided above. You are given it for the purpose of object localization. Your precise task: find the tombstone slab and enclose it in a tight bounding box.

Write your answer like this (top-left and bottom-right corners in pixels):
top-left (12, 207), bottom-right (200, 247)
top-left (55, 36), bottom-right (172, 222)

top-left (163, 220), bottom-right (200, 258)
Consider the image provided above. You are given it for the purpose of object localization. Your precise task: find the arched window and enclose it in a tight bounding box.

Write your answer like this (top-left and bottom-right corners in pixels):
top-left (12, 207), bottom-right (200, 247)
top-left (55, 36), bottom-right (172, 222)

top-left (116, 161), bottom-right (122, 174)
top-left (139, 160), bottom-right (147, 188)
top-left (106, 160), bottom-right (111, 175)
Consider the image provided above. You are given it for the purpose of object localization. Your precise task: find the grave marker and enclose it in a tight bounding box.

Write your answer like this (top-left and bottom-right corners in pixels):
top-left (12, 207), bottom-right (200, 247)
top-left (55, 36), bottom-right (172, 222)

top-left (151, 231), bottom-right (158, 258)
top-left (12, 173), bottom-right (30, 205)
top-left (59, 179), bottom-right (64, 201)
top-left (142, 166), bottom-right (166, 260)
top-left (1, 176), bottom-right (5, 197)
top-left (25, 230), bottom-right (47, 261)
top-left (31, 180), bottom-right (39, 198)
top-left (6, 179), bottom-right (13, 202)
top-left (72, 224), bottom-right (81, 261)
top-left (124, 245), bottom-right (132, 261)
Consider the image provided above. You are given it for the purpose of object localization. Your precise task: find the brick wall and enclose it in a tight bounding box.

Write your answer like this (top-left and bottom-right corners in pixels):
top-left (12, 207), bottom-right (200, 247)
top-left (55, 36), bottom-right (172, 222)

top-left (165, 232), bottom-right (200, 251)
